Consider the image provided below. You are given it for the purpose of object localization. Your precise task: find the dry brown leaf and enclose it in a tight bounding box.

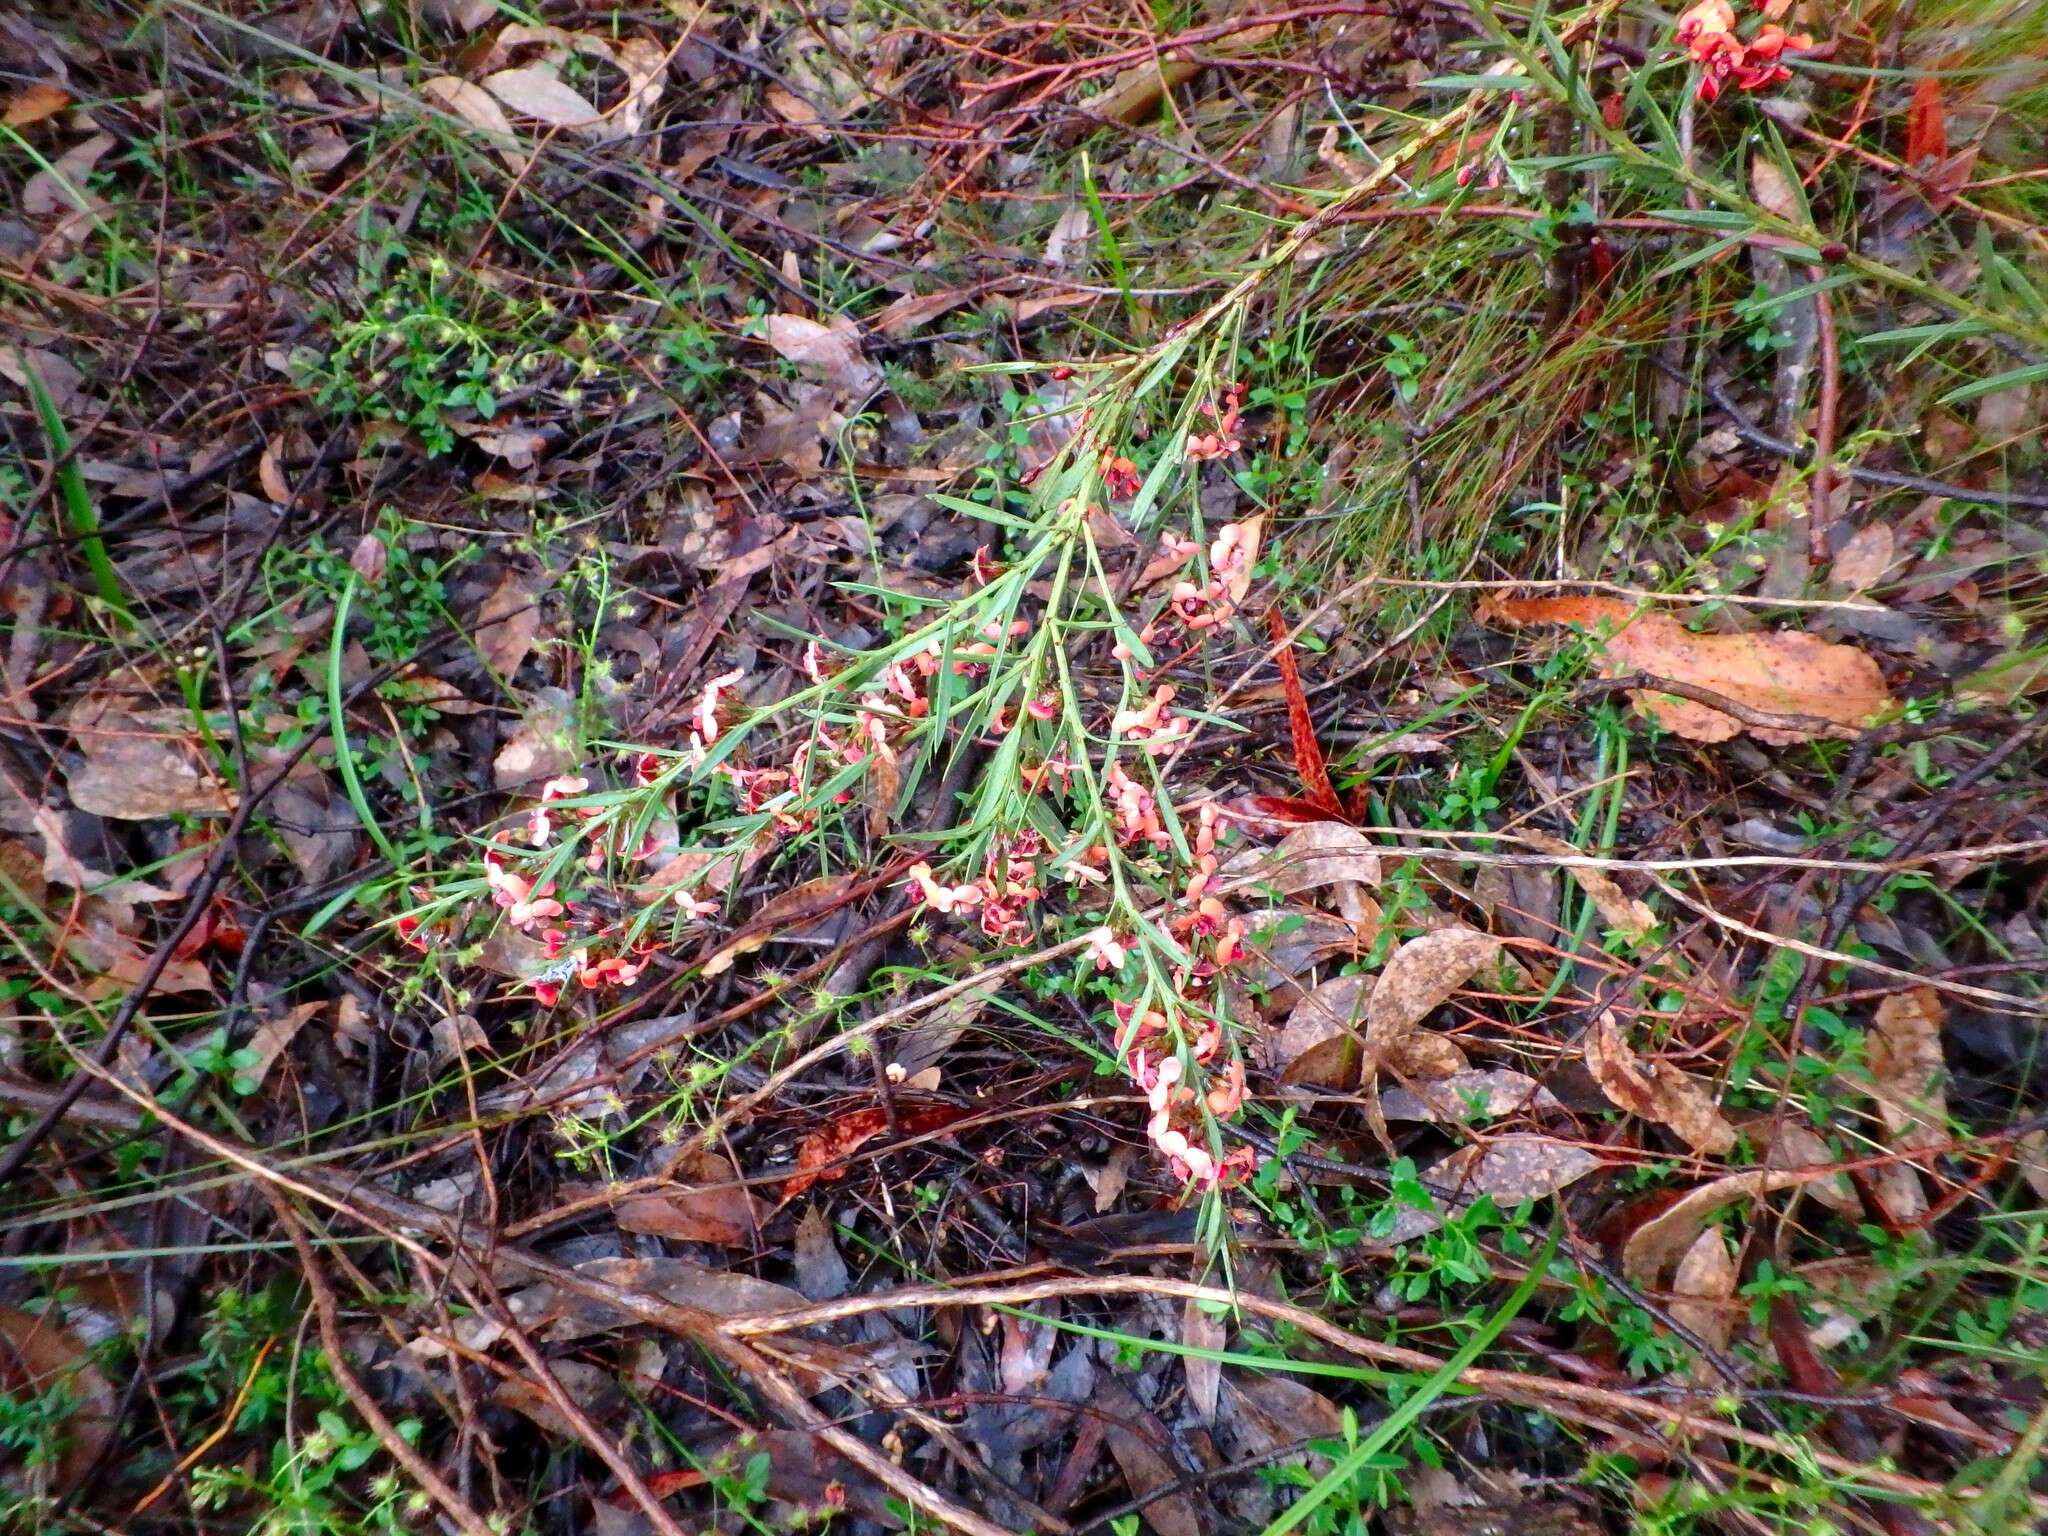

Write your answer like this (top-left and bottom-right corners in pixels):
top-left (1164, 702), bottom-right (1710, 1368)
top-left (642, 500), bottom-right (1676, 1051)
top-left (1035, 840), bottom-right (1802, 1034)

top-left (1181, 1298), bottom-right (1226, 1424)
top-left (793, 1204), bottom-right (851, 1300)
top-left (1749, 157), bottom-right (1800, 220)
top-left (1670, 1227), bottom-right (1740, 1353)
top-left (1256, 822), bottom-right (1382, 893)
top-left (1485, 596), bottom-right (1891, 744)
top-left (492, 1359), bottom-right (616, 1443)
top-left (0, 1303), bottom-right (116, 1489)
top-left (1273, 973), bottom-right (1365, 1087)
top-left (1584, 1011), bottom-right (1736, 1156)
top-left (1093, 1377), bottom-right (1204, 1536)
top-left (765, 84), bottom-right (828, 136)
top-left (1830, 523), bottom-right (1895, 592)
top-left (1381, 1136), bottom-right (1601, 1242)
top-left (703, 872), bottom-right (860, 978)
top-left (349, 533), bottom-right (387, 584)
top-left (290, 126), bottom-right (351, 177)
top-left (241, 999), bottom-right (324, 1091)
top-left (614, 1147), bottom-right (763, 1247)
top-left (475, 570), bottom-right (544, 678)
top-left (1091, 57), bottom-right (1204, 129)
top-left (419, 75), bottom-right (523, 171)
top-left (872, 288), bottom-right (977, 338)
top-left (604, 36), bottom-right (667, 141)
top-left (1521, 830), bottom-right (1656, 941)
top-left (3, 83), bottom-right (71, 128)
top-left (1382, 1029), bottom-right (1469, 1078)
top-left (492, 703), bottom-right (576, 789)
top-left (1234, 907), bottom-right (1356, 992)
top-left (483, 66), bottom-right (601, 129)
top-left (1868, 988), bottom-right (1948, 1150)
top-left (1622, 1169), bottom-right (1813, 1287)
top-left (1367, 928), bottom-right (1498, 1053)
top-left (64, 704), bottom-right (237, 820)
top-left (23, 132), bottom-right (112, 219)
top-left (762, 313), bottom-right (882, 397)
top-left (0, 345), bottom-right (83, 412)
top-left (542, 1257), bottom-right (802, 1340)
top-left (428, 1011), bottom-right (489, 1067)
top-left (1866, 988), bottom-right (1947, 1223)
top-left (1758, 1120), bottom-right (1860, 1217)
top-left (1222, 514), bottom-right (1265, 607)
top-left (1360, 927), bottom-right (1499, 1150)
top-left (1379, 1068), bottom-right (1561, 1125)
top-left (1217, 1374), bottom-right (1343, 1473)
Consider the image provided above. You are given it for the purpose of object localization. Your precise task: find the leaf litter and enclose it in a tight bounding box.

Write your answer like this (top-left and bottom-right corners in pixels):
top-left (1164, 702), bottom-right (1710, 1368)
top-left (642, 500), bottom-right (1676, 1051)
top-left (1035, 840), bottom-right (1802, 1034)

top-left (5, 1), bottom-right (2047, 1532)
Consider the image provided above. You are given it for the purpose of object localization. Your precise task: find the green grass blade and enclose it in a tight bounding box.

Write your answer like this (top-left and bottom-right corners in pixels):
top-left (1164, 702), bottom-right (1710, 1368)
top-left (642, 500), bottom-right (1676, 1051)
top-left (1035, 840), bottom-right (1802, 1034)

top-left (328, 576), bottom-right (405, 868)
top-left (1260, 1220), bottom-right (1562, 1536)
top-left (13, 345), bottom-right (132, 632)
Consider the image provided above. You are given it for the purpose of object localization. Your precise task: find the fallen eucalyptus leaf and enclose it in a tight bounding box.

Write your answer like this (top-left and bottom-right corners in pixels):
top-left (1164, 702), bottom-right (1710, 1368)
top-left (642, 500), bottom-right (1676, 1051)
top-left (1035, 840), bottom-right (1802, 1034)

top-left (1584, 1011), bottom-right (1736, 1156)
top-left (1484, 596), bottom-right (1891, 744)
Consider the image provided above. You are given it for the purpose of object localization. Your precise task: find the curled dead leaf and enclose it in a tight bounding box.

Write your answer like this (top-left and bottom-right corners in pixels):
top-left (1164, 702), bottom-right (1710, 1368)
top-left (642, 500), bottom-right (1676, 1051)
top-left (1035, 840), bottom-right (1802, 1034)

top-left (614, 1147), bottom-right (763, 1246)
top-left (1484, 596), bottom-right (1891, 744)
top-left (1520, 831), bottom-right (1656, 941)
top-left (762, 313), bottom-right (882, 397)
top-left (1757, 1119), bottom-right (1860, 1218)
top-left (1274, 973), bottom-right (1365, 1087)
top-left (1584, 1011), bottom-right (1736, 1156)
top-left (1622, 1169), bottom-right (1816, 1287)
top-left (0, 1304), bottom-right (116, 1489)
top-left (1380, 1136), bottom-right (1601, 1243)
top-left (1669, 1228), bottom-right (1739, 1354)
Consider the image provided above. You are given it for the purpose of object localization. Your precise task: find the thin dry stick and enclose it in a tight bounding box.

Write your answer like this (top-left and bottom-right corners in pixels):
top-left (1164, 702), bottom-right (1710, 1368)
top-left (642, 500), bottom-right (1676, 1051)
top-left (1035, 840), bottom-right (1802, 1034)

top-left (1648, 872), bottom-right (2046, 1015)
top-left (674, 929), bottom-right (1097, 1161)
top-left (713, 1275), bottom-right (2038, 1515)
top-left (71, 1057), bottom-right (1018, 1536)
top-left (1808, 280), bottom-right (1841, 560)
top-left (458, 1276), bottom-right (692, 1536)
top-left (263, 1191), bottom-right (498, 1536)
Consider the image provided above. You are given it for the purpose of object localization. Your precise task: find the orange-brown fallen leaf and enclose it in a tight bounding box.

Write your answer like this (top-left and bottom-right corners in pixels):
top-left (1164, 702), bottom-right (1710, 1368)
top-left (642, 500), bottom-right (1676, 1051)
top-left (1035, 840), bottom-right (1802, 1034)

top-left (1584, 1010), bottom-right (1736, 1156)
top-left (783, 1101), bottom-right (968, 1199)
top-left (1483, 595), bottom-right (1891, 744)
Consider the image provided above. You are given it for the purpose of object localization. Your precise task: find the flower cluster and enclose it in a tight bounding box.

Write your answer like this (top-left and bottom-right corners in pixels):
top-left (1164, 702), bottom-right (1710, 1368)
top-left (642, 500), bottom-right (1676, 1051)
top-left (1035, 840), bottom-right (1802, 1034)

top-left (900, 504), bottom-right (1266, 1189)
top-left (1113, 516), bottom-right (1262, 671)
top-left (1184, 381), bottom-right (1246, 462)
top-left (1675, 0), bottom-right (1811, 102)
top-left (1116, 1002), bottom-right (1252, 1188)
top-left (906, 829), bottom-right (1046, 944)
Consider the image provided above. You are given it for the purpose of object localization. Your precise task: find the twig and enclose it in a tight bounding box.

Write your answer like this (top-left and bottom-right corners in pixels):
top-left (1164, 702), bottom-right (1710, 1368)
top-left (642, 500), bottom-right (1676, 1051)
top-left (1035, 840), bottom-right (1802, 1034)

top-left (263, 1190), bottom-right (499, 1536)
top-left (1687, 369), bottom-right (2048, 511)
top-left (1808, 278), bottom-right (1841, 558)
top-left (1579, 672), bottom-right (1861, 741)
top-left (710, 1274), bottom-right (2022, 1514)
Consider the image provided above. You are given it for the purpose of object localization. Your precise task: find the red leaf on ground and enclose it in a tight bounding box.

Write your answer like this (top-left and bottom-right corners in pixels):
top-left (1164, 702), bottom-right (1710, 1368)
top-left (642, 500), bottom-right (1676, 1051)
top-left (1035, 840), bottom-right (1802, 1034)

top-left (1905, 76), bottom-right (1945, 168)
top-left (1267, 605), bottom-right (1343, 817)
top-left (783, 1100), bottom-right (968, 1199)
top-left (1217, 794), bottom-right (1353, 833)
